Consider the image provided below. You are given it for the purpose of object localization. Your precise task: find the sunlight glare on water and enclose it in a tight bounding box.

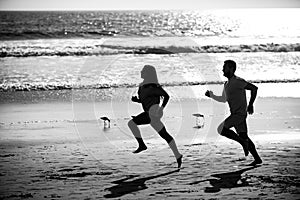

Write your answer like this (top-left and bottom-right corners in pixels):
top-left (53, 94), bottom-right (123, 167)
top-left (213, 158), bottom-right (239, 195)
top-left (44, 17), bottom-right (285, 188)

top-left (210, 8), bottom-right (300, 38)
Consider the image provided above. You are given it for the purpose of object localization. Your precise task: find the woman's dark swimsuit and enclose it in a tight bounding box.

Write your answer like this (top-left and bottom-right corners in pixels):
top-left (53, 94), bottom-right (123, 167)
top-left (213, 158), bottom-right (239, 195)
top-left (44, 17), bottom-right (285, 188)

top-left (132, 83), bottom-right (161, 125)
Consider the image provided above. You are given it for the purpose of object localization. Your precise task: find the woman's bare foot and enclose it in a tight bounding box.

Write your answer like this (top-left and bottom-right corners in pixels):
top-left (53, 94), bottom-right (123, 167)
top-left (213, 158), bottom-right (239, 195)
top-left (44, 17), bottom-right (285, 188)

top-left (177, 154), bottom-right (183, 169)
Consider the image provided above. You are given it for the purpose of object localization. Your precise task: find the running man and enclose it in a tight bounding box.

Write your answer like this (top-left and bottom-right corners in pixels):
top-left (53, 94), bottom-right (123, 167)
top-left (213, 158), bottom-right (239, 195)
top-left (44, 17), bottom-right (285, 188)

top-left (205, 60), bottom-right (262, 166)
top-left (128, 65), bottom-right (183, 168)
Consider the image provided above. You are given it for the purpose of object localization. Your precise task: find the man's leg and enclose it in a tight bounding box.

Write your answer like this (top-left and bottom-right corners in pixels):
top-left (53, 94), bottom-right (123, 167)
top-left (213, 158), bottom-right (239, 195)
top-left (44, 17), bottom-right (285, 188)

top-left (218, 119), bottom-right (243, 143)
top-left (217, 116), bottom-right (249, 156)
top-left (247, 138), bottom-right (262, 165)
top-left (236, 132), bottom-right (250, 157)
top-left (236, 117), bottom-right (252, 157)
top-left (237, 119), bottom-right (262, 164)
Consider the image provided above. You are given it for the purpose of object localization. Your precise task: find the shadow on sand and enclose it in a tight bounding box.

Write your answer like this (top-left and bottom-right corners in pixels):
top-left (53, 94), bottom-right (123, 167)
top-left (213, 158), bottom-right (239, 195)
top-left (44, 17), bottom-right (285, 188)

top-left (104, 169), bottom-right (180, 198)
top-left (189, 166), bottom-right (260, 193)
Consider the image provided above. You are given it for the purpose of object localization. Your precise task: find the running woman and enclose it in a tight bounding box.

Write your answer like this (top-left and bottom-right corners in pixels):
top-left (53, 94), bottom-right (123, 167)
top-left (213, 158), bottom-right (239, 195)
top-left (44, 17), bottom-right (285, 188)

top-left (128, 65), bottom-right (183, 168)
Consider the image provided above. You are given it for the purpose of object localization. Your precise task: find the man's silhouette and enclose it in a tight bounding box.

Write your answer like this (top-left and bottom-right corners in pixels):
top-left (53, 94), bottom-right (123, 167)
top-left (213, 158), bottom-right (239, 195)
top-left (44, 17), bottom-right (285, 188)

top-left (205, 60), bottom-right (262, 166)
top-left (128, 65), bottom-right (183, 168)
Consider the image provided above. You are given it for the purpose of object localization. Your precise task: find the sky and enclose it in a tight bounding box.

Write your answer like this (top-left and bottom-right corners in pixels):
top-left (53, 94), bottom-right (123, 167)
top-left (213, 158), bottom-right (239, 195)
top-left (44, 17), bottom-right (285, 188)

top-left (0, 0), bottom-right (299, 10)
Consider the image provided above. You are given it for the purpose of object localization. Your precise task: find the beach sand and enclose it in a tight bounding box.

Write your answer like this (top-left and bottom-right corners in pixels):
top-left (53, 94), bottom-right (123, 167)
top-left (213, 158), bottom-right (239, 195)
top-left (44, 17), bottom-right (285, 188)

top-left (0, 95), bottom-right (299, 199)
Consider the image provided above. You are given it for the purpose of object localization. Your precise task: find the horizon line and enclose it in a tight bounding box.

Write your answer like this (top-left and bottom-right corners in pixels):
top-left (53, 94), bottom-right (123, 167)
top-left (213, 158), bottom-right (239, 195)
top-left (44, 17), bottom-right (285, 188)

top-left (1, 7), bottom-right (299, 11)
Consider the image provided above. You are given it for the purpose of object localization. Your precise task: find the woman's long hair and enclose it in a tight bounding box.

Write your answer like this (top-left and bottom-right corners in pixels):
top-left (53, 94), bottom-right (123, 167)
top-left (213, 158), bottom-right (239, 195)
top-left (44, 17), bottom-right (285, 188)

top-left (141, 65), bottom-right (159, 86)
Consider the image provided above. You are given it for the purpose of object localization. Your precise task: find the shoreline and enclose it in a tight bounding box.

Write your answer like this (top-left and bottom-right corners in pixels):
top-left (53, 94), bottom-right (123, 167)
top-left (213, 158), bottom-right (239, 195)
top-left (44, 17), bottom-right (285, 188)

top-left (1, 82), bottom-right (300, 103)
top-left (1, 96), bottom-right (299, 141)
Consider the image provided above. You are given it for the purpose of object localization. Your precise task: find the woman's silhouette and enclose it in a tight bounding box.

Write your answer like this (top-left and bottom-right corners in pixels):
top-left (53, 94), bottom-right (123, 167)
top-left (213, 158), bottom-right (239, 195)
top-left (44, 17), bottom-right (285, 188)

top-left (128, 65), bottom-right (183, 168)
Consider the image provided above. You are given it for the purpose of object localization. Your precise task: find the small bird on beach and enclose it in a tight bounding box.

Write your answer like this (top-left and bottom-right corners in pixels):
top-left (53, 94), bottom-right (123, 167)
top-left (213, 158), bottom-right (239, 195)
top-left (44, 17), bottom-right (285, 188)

top-left (192, 113), bottom-right (204, 117)
top-left (100, 117), bottom-right (110, 128)
top-left (192, 113), bottom-right (205, 129)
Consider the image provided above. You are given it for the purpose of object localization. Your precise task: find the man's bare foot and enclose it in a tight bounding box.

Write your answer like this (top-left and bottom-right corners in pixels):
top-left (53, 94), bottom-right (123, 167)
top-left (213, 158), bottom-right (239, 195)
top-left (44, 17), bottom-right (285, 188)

top-left (247, 158), bottom-right (262, 166)
top-left (133, 145), bottom-right (147, 154)
top-left (177, 154), bottom-right (183, 169)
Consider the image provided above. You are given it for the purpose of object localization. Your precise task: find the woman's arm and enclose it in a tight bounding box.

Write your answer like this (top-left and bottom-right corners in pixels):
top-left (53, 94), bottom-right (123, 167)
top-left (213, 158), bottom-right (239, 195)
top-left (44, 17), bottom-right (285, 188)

top-left (152, 86), bottom-right (169, 108)
top-left (160, 88), bottom-right (169, 108)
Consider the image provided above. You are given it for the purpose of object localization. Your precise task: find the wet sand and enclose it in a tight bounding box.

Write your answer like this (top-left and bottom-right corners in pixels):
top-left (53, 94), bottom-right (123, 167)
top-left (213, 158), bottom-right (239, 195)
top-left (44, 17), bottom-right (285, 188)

top-left (0, 97), bottom-right (299, 199)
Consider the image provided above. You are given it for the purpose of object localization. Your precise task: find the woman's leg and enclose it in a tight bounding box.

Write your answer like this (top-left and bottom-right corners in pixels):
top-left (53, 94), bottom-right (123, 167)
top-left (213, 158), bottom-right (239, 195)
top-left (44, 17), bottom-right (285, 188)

top-left (128, 119), bottom-right (147, 153)
top-left (150, 119), bottom-right (183, 168)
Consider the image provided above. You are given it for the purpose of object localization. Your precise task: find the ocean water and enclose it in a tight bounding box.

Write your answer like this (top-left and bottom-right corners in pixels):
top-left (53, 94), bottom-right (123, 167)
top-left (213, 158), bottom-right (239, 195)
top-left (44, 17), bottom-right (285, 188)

top-left (1, 9), bottom-right (300, 39)
top-left (0, 9), bottom-right (300, 98)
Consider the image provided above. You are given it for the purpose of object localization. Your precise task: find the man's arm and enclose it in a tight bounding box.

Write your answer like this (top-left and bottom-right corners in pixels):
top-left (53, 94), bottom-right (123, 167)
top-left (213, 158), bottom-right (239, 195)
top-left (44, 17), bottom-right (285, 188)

top-left (131, 96), bottom-right (141, 103)
top-left (245, 82), bottom-right (258, 114)
top-left (205, 89), bottom-right (226, 103)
